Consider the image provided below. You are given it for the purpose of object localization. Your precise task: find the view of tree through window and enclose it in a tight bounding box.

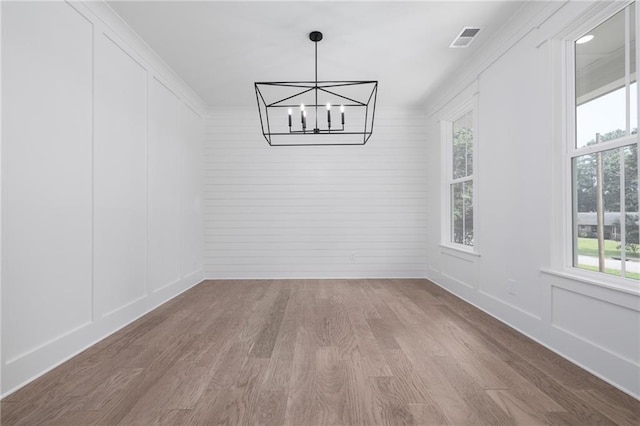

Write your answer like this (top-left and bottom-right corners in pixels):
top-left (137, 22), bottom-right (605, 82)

top-left (573, 2), bottom-right (638, 280)
top-left (451, 111), bottom-right (473, 246)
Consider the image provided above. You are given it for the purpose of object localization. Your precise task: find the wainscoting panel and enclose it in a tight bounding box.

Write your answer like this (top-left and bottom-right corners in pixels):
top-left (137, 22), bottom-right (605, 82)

top-left (1, 1), bottom-right (205, 396)
top-left (148, 77), bottom-right (182, 293)
top-left (552, 285), bottom-right (639, 365)
top-left (1, 0), bottom-right (93, 363)
top-left (181, 104), bottom-right (205, 278)
top-left (440, 250), bottom-right (477, 290)
top-left (93, 32), bottom-right (148, 317)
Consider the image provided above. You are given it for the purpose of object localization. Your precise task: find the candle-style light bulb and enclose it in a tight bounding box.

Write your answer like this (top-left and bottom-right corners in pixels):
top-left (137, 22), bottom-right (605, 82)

top-left (340, 105), bottom-right (345, 125)
top-left (327, 102), bottom-right (331, 127)
top-left (300, 104), bottom-right (305, 126)
top-left (302, 110), bottom-right (307, 130)
top-left (288, 108), bottom-right (292, 127)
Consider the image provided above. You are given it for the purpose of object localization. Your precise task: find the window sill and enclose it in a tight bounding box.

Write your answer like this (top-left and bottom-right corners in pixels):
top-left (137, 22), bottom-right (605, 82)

top-left (439, 243), bottom-right (481, 257)
top-left (540, 268), bottom-right (640, 297)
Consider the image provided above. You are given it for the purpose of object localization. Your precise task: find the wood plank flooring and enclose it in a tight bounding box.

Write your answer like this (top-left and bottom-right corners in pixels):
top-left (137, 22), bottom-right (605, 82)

top-left (2, 279), bottom-right (638, 425)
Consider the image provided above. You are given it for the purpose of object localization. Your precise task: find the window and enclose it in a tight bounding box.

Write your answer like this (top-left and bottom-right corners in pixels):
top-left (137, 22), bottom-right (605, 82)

top-left (571, 2), bottom-right (639, 281)
top-left (445, 109), bottom-right (475, 248)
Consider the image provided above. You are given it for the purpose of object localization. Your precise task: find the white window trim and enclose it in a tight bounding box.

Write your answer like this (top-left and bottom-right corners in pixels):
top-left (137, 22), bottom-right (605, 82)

top-left (559, 0), bottom-right (640, 291)
top-left (440, 95), bottom-right (479, 255)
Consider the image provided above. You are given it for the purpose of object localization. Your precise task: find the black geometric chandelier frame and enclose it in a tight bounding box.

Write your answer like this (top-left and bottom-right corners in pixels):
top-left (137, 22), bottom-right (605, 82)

top-left (255, 31), bottom-right (378, 146)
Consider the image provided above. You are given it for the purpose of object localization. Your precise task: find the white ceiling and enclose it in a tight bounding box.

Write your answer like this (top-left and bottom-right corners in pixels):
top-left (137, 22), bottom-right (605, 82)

top-left (108, 1), bottom-right (527, 109)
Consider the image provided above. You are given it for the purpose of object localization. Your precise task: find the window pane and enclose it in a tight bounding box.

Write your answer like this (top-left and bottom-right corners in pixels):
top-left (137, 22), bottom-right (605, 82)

top-left (451, 181), bottom-right (473, 246)
top-left (573, 146), bottom-right (639, 278)
top-left (632, 82), bottom-right (638, 134)
top-left (451, 183), bottom-right (462, 243)
top-left (628, 4), bottom-right (636, 133)
top-left (625, 145), bottom-right (638, 213)
top-left (632, 3), bottom-right (637, 135)
top-left (624, 145), bottom-right (639, 279)
top-left (605, 149), bottom-right (622, 268)
top-left (631, 3), bottom-right (636, 82)
top-left (576, 87), bottom-right (627, 147)
top-left (452, 111), bottom-right (473, 179)
top-left (464, 180), bottom-right (474, 246)
top-left (575, 8), bottom-right (626, 148)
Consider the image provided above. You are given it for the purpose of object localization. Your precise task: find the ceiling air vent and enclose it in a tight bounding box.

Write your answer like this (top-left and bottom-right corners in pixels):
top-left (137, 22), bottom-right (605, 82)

top-left (449, 27), bottom-right (481, 48)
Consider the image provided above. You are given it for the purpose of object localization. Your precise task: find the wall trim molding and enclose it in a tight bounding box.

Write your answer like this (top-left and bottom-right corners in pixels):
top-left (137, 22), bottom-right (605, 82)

top-left (543, 269), bottom-right (640, 307)
top-left (424, 1), bottom-right (572, 118)
top-left (1, 0), bottom-right (206, 396)
top-left (426, 276), bottom-right (640, 400)
top-left (1, 273), bottom-right (204, 399)
top-left (550, 321), bottom-right (639, 368)
top-left (72, 1), bottom-right (207, 114)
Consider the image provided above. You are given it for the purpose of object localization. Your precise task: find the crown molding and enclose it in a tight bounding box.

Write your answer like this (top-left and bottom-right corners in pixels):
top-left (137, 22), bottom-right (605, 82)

top-left (76, 1), bottom-right (208, 114)
top-left (423, 0), bottom-right (575, 119)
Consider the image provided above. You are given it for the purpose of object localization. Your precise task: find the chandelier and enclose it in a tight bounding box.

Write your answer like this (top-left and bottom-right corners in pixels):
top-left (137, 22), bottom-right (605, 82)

top-left (254, 31), bottom-right (378, 146)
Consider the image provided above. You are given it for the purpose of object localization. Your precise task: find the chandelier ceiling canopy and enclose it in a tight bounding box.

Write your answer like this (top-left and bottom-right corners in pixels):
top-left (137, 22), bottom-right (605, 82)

top-left (254, 31), bottom-right (378, 146)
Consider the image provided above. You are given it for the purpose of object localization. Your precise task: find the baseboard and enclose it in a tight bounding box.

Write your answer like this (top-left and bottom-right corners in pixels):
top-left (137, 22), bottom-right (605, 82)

top-left (425, 275), bottom-right (640, 401)
top-left (203, 273), bottom-right (428, 280)
top-left (1, 271), bottom-right (204, 398)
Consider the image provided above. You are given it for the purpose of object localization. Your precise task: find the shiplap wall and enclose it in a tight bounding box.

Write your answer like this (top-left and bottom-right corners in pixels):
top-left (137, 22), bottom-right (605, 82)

top-left (1, 1), bottom-right (204, 396)
top-left (204, 108), bottom-right (428, 279)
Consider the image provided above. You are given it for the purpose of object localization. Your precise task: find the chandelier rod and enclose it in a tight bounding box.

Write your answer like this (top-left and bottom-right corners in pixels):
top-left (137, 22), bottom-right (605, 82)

top-left (314, 34), bottom-right (319, 132)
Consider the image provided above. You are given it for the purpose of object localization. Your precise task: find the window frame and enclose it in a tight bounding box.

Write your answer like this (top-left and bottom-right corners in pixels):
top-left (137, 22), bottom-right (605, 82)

top-left (563, 0), bottom-right (639, 287)
top-left (440, 96), bottom-right (479, 254)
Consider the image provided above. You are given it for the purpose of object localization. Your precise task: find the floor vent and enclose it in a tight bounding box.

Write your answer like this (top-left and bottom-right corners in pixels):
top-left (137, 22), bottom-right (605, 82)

top-left (449, 27), bottom-right (481, 48)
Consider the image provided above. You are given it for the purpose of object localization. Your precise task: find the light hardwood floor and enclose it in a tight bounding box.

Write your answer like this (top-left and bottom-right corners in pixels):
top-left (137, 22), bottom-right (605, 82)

top-left (2, 279), bottom-right (638, 425)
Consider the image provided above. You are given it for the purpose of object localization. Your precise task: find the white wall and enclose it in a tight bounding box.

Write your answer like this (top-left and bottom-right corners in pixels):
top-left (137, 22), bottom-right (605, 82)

top-left (3, 0), bottom-right (636, 403)
top-left (1, 1), bottom-right (205, 396)
top-left (204, 108), bottom-right (427, 279)
top-left (424, 2), bottom-right (640, 398)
